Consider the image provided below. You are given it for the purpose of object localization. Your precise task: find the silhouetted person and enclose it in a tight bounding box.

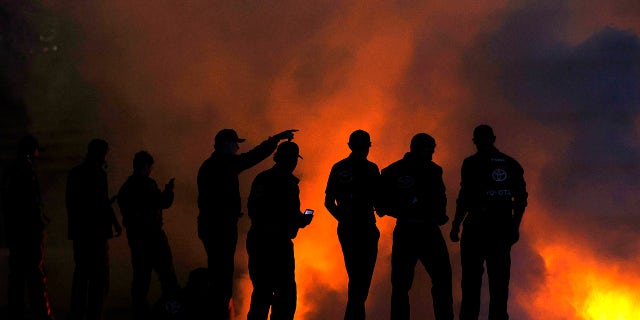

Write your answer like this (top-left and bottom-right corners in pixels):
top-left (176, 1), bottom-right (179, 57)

top-left (379, 133), bottom-right (454, 320)
top-left (1, 135), bottom-right (54, 320)
top-left (246, 141), bottom-right (313, 320)
top-left (175, 267), bottom-right (209, 320)
top-left (449, 125), bottom-right (528, 320)
top-left (66, 138), bottom-right (122, 320)
top-left (324, 130), bottom-right (381, 320)
top-left (117, 151), bottom-right (180, 320)
top-left (197, 128), bottom-right (297, 319)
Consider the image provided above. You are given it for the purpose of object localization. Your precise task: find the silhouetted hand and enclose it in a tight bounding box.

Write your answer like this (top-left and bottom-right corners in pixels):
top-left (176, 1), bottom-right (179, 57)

top-left (273, 129), bottom-right (299, 142)
top-left (449, 224), bottom-right (460, 242)
top-left (300, 212), bottom-right (313, 228)
top-left (166, 178), bottom-right (175, 192)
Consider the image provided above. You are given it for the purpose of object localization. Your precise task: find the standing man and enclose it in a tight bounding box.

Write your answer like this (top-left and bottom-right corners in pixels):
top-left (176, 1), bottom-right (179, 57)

top-left (245, 141), bottom-right (313, 320)
top-left (2, 135), bottom-right (54, 320)
top-left (197, 128), bottom-right (297, 319)
top-left (324, 129), bottom-right (381, 320)
top-left (379, 133), bottom-right (454, 320)
top-left (449, 124), bottom-right (528, 320)
top-left (117, 151), bottom-right (179, 320)
top-left (66, 138), bottom-right (122, 320)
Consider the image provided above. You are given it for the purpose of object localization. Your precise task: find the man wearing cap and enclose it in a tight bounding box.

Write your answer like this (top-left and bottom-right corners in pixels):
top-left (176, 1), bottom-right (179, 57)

top-left (449, 124), bottom-right (528, 320)
top-left (324, 129), bottom-right (381, 320)
top-left (379, 133), bottom-right (454, 320)
top-left (246, 141), bottom-right (312, 320)
top-left (1, 135), bottom-right (54, 320)
top-left (197, 128), bottom-right (297, 319)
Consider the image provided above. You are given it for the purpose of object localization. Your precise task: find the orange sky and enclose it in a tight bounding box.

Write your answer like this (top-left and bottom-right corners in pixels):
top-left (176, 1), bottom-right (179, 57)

top-left (4, 1), bottom-right (640, 319)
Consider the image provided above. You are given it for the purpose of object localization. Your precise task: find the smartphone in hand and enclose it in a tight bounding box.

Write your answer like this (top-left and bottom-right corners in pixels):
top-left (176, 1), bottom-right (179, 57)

top-left (304, 209), bottom-right (314, 215)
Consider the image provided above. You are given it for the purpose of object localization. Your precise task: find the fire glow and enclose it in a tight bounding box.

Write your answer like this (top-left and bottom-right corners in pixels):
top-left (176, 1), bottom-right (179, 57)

top-left (528, 243), bottom-right (640, 320)
top-left (7, 1), bottom-right (640, 319)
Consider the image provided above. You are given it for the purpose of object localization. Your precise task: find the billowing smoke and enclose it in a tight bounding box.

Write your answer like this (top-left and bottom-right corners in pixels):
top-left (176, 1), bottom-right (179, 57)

top-left (2, 0), bottom-right (640, 319)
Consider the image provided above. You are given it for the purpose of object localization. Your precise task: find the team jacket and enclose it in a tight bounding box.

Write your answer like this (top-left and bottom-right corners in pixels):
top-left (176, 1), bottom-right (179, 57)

top-left (1, 158), bottom-right (44, 244)
top-left (379, 152), bottom-right (447, 225)
top-left (248, 166), bottom-right (304, 239)
top-left (325, 155), bottom-right (380, 225)
top-left (455, 146), bottom-right (528, 226)
top-left (66, 161), bottom-right (115, 240)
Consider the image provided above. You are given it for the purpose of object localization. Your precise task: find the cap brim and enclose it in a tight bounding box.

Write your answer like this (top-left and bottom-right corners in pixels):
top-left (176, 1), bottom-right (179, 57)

top-left (237, 138), bottom-right (246, 143)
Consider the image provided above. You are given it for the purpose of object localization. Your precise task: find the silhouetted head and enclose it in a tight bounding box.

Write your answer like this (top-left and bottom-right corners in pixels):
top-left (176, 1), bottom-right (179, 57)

top-left (410, 133), bottom-right (436, 160)
top-left (133, 151), bottom-right (154, 176)
top-left (17, 134), bottom-right (40, 159)
top-left (214, 129), bottom-right (245, 154)
top-left (274, 141), bottom-right (302, 172)
top-left (86, 138), bottom-right (109, 164)
top-left (472, 124), bottom-right (496, 151)
top-left (348, 129), bottom-right (372, 158)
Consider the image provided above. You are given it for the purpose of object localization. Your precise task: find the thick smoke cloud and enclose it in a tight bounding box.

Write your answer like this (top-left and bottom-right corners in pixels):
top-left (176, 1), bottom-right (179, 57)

top-left (475, 2), bottom-right (640, 259)
top-left (2, 0), bottom-right (640, 319)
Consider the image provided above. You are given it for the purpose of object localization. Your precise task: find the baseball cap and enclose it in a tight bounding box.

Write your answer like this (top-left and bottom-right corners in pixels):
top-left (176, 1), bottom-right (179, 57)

top-left (275, 141), bottom-right (303, 159)
top-left (215, 129), bottom-right (246, 145)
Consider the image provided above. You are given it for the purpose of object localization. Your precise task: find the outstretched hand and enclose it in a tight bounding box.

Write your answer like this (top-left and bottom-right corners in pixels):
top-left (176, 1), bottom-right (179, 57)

top-left (165, 178), bottom-right (175, 191)
top-left (273, 129), bottom-right (299, 142)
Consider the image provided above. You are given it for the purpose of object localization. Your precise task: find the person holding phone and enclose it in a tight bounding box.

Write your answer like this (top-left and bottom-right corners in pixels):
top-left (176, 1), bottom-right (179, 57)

top-left (117, 150), bottom-right (180, 319)
top-left (246, 141), bottom-right (313, 320)
top-left (325, 130), bottom-right (382, 320)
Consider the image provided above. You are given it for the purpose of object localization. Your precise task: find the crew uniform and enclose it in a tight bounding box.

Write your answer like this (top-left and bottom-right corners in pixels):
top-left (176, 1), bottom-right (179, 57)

top-left (246, 161), bottom-right (308, 320)
top-left (2, 138), bottom-right (54, 320)
top-left (325, 154), bottom-right (380, 320)
top-left (454, 145), bottom-right (527, 320)
top-left (380, 151), bottom-right (454, 320)
top-left (117, 173), bottom-right (179, 319)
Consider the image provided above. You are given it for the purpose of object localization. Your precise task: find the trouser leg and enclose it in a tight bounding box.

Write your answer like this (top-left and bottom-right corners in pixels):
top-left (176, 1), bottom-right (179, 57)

top-left (390, 228), bottom-right (417, 320)
top-left (8, 246), bottom-right (26, 319)
top-left (339, 224), bottom-right (379, 320)
top-left (459, 235), bottom-right (485, 320)
top-left (86, 240), bottom-right (109, 320)
top-left (486, 241), bottom-right (511, 320)
top-left (421, 231), bottom-right (453, 320)
top-left (200, 223), bottom-right (237, 319)
top-left (269, 240), bottom-right (296, 320)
